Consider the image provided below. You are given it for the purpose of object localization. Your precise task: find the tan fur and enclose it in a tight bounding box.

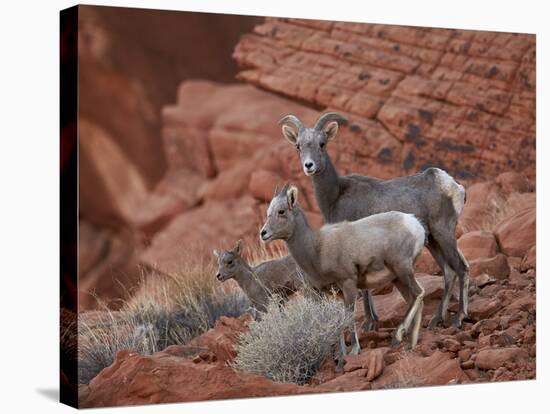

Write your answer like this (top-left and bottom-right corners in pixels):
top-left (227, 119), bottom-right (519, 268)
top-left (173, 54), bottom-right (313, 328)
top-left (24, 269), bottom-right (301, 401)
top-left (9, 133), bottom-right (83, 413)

top-left (313, 213), bottom-right (425, 290)
top-left (261, 186), bottom-right (428, 356)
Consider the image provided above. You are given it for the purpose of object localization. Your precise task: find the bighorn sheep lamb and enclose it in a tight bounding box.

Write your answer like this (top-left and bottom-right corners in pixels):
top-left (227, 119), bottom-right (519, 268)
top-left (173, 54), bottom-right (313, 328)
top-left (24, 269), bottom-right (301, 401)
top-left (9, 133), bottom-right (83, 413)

top-left (280, 112), bottom-right (469, 329)
top-left (214, 240), bottom-right (300, 313)
top-left (260, 184), bottom-right (426, 369)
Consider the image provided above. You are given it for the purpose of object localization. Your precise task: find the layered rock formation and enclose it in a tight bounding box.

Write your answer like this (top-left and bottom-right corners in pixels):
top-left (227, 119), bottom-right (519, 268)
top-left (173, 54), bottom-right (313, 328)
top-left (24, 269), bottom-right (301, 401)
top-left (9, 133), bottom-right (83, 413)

top-left (234, 18), bottom-right (535, 181)
top-left (75, 6), bottom-right (260, 308)
top-left (137, 19), bottom-right (535, 279)
top-left (77, 15), bottom-right (536, 316)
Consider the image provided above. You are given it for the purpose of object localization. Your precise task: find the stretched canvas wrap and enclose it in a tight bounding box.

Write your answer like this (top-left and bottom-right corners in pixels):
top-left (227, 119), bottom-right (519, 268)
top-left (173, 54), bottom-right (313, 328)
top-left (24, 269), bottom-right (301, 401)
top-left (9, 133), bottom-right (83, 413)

top-left (60, 4), bottom-right (536, 409)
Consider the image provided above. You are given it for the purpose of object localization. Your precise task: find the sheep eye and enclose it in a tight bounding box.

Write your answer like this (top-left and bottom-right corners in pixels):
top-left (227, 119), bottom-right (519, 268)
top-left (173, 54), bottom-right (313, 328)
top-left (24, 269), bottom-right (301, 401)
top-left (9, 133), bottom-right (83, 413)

top-left (278, 209), bottom-right (285, 216)
top-left (320, 142), bottom-right (325, 149)
top-left (228, 260), bottom-right (233, 265)
top-left (296, 144), bottom-right (300, 150)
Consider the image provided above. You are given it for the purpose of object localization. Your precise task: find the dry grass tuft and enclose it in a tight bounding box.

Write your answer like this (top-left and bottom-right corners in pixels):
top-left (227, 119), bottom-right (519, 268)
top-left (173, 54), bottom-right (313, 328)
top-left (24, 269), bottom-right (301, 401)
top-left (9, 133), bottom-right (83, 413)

top-left (78, 258), bottom-right (250, 384)
top-left (233, 291), bottom-right (353, 384)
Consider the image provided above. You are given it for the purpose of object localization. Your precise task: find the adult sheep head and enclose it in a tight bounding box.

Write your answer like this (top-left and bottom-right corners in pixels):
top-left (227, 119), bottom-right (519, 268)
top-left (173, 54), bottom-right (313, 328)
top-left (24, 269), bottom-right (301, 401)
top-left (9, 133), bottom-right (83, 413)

top-left (280, 112), bottom-right (348, 176)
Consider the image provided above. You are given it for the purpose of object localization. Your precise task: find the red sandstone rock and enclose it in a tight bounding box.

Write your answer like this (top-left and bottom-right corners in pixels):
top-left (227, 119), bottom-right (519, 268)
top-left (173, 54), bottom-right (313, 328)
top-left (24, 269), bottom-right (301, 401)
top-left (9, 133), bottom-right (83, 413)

top-left (503, 295), bottom-right (535, 313)
top-left (140, 196), bottom-right (260, 274)
top-left (472, 319), bottom-right (500, 336)
top-left (165, 81), bottom-right (319, 174)
top-left (471, 273), bottom-right (496, 288)
top-left (494, 207), bottom-right (536, 257)
top-left (458, 349), bottom-right (472, 362)
top-left (78, 118), bottom-right (149, 228)
top-left (187, 315), bottom-right (254, 362)
top-left (129, 170), bottom-right (204, 236)
top-left (371, 351), bottom-right (467, 388)
top-left (78, 220), bottom-right (142, 310)
top-left (81, 350), bottom-right (310, 408)
top-left (468, 296), bottom-right (503, 321)
top-left (458, 231), bottom-right (499, 261)
top-left (521, 245), bottom-right (536, 271)
top-left (495, 172), bottom-right (533, 194)
top-left (249, 170), bottom-right (284, 202)
top-left (234, 19), bottom-right (535, 183)
top-left (344, 348), bottom-right (387, 381)
top-left (316, 368), bottom-right (371, 392)
top-left (78, 6), bottom-right (260, 179)
top-left (79, 56), bottom-right (164, 189)
top-left (416, 248), bottom-right (440, 275)
top-left (198, 162), bottom-right (255, 201)
top-left (475, 347), bottom-right (528, 370)
top-left (442, 338), bottom-right (461, 353)
top-left (469, 254), bottom-right (510, 280)
top-left (459, 181), bottom-right (506, 233)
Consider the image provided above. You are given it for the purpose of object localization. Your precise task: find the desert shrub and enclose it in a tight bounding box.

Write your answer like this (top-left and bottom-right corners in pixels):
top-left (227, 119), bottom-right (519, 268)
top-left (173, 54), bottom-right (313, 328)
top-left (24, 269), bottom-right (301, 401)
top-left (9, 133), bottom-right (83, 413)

top-left (78, 260), bottom-right (250, 384)
top-left (233, 293), bottom-right (353, 384)
top-left (78, 307), bottom-right (160, 385)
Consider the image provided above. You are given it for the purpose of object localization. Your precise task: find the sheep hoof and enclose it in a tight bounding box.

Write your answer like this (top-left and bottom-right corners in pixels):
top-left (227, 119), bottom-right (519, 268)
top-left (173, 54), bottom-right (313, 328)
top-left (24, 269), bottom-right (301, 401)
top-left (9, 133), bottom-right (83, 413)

top-left (335, 358), bottom-right (345, 372)
top-left (362, 320), bottom-right (378, 332)
top-left (452, 312), bottom-right (468, 328)
top-left (427, 314), bottom-right (443, 330)
top-left (390, 334), bottom-right (402, 348)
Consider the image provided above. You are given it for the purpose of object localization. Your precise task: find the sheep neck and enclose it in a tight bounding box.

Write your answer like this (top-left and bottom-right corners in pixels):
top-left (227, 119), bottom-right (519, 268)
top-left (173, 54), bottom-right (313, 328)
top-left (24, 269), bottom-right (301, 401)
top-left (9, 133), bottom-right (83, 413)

top-left (286, 209), bottom-right (320, 279)
top-left (311, 155), bottom-right (340, 219)
top-left (233, 261), bottom-right (259, 289)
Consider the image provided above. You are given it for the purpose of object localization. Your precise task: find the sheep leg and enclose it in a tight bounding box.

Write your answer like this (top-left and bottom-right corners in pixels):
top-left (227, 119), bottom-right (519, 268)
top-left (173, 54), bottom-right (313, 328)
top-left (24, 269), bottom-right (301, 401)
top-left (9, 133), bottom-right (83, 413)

top-left (362, 289), bottom-right (378, 332)
top-left (433, 230), bottom-right (470, 328)
top-left (453, 248), bottom-right (470, 328)
top-left (392, 280), bottom-right (412, 344)
top-left (394, 279), bottom-right (413, 306)
top-left (410, 300), bottom-right (424, 348)
top-left (350, 316), bottom-right (361, 355)
top-left (426, 241), bottom-right (456, 329)
top-left (342, 281), bottom-right (360, 355)
top-left (391, 273), bottom-right (424, 347)
top-left (396, 277), bottom-right (425, 348)
top-left (430, 263), bottom-right (456, 328)
top-left (335, 333), bottom-right (347, 372)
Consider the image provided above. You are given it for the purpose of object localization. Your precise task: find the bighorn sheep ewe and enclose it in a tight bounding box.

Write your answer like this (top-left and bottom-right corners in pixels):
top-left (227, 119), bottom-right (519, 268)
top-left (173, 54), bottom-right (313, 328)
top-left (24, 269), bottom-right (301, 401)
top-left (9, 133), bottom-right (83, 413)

top-left (280, 112), bottom-right (469, 329)
top-left (214, 240), bottom-right (300, 313)
top-left (260, 185), bottom-right (426, 369)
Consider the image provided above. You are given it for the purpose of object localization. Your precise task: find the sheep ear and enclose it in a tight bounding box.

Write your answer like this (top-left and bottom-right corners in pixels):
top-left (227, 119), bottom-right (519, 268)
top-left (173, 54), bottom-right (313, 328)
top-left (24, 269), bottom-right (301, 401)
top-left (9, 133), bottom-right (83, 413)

top-left (287, 186), bottom-right (299, 209)
top-left (234, 239), bottom-right (243, 256)
top-left (325, 121), bottom-right (339, 141)
top-left (213, 249), bottom-right (220, 258)
top-left (282, 125), bottom-right (298, 144)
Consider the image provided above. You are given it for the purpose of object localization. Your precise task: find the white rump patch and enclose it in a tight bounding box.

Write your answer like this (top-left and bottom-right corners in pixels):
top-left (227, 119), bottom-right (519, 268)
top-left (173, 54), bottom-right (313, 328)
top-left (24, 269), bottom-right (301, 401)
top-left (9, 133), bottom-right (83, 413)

top-left (434, 168), bottom-right (465, 215)
top-left (401, 214), bottom-right (426, 253)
